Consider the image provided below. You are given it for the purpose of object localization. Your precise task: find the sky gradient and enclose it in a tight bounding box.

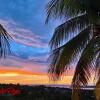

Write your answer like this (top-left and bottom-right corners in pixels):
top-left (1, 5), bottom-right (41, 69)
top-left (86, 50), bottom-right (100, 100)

top-left (0, 0), bottom-right (74, 85)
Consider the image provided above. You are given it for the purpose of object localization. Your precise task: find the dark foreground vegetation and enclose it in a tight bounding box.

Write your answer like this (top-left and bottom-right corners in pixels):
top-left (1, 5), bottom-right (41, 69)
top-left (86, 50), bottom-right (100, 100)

top-left (0, 84), bottom-right (96, 100)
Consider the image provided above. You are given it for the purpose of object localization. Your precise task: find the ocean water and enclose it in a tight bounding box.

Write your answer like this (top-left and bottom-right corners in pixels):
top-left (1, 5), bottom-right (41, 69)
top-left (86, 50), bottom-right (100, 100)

top-left (31, 84), bottom-right (95, 90)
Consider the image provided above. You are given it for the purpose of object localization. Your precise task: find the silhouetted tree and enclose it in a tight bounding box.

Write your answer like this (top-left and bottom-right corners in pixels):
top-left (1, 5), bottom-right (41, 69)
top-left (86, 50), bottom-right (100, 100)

top-left (46, 0), bottom-right (100, 100)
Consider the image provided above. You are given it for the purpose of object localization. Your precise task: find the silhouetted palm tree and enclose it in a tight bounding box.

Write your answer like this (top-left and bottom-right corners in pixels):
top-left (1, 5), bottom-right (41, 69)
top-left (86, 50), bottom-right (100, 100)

top-left (0, 24), bottom-right (11, 58)
top-left (46, 0), bottom-right (100, 99)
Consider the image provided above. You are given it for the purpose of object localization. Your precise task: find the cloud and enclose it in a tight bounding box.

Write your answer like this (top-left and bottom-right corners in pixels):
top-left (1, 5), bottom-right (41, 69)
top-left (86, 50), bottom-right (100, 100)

top-left (0, 0), bottom-right (51, 77)
top-left (0, 19), bottom-right (48, 48)
top-left (27, 52), bottom-right (49, 62)
top-left (0, 55), bottom-right (48, 73)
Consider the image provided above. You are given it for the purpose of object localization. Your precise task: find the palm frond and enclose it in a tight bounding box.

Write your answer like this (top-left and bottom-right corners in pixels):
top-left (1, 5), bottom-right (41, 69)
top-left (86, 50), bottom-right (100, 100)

top-left (46, 0), bottom-right (85, 23)
top-left (0, 24), bottom-right (12, 58)
top-left (49, 14), bottom-right (90, 49)
top-left (72, 36), bottom-right (100, 89)
top-left (46, 0), bottom-right (100, 23)
top-left (71, 36), bottom-right (100, 100)
top-left (48, 26), bottom-right (91, 80)
top-left (94, 51), bottom-right (100, 83)
top-left (79, 0), bottom-right (100, 12)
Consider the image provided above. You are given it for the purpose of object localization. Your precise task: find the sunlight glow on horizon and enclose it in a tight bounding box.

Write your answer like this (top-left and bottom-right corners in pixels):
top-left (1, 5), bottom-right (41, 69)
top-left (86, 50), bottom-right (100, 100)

top-left (0, 69), bottom-right (73, 85)
top-left (0, 73), bottom-right (19, 76)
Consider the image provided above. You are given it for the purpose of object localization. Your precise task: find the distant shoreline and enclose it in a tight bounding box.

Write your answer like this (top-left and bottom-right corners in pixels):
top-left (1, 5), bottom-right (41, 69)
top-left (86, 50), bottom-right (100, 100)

top-left (30, 84), bottom-right (95, 90)
top-left (0, 83), bottom-right (95, 90)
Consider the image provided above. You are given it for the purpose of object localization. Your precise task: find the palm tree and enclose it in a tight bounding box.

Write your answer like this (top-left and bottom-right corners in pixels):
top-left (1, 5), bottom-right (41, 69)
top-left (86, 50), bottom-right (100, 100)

top-left (46, 0), bottom-right (100, 99)
top-left (0, 24), bottom-right (11, 58)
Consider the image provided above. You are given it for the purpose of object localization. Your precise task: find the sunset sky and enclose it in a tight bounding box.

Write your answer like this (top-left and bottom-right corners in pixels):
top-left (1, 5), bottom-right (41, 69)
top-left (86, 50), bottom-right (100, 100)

top-left (0, 0), bottom-right (74, 85)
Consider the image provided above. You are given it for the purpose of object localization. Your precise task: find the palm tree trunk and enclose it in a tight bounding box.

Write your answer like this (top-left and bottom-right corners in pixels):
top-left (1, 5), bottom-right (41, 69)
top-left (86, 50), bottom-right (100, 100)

top-left (95, 78), bottom-right (100, 100)
top-left (72, 90), bottom-right (79, 100)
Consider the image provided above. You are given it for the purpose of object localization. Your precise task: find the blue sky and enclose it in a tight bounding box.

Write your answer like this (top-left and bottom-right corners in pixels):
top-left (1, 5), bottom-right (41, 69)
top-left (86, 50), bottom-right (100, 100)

top-left (0, 0), bottom-right (78, 85)
top-left (0, 0), bottom-right (60, 73)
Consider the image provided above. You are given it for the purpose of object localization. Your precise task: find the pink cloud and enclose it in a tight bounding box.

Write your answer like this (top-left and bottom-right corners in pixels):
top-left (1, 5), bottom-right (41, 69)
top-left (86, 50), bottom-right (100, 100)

top-left (0, 19), bottom-right (48, 48)
top-left (0, 55), bottom-right (47, 73)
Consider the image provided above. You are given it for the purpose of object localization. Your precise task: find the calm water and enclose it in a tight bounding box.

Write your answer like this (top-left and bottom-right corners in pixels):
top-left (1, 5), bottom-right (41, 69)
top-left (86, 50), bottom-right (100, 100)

top-left (31, 84), bottom-right (95, 90)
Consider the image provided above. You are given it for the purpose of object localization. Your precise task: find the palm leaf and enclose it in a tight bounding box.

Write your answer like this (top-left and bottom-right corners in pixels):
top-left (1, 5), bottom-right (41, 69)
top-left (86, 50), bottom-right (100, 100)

top-left (0, 24), bottom-right (12, 57)
top-left (46, 0), bottom-right (100, 23)
top-left (46, 0), bottom-right (85, 23)
top-left (48, 26), bottom-right (91, 80)
top-left (79, 0), bottom-right (100, 12)
top-left (49, 14), bottom-right (90, 49)
top-left (71, 36), bottom-right (100, 100)
top-left (94, 53), bottom-right (100, 84)
top-left (72, 36), bottom-right (100, 88)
